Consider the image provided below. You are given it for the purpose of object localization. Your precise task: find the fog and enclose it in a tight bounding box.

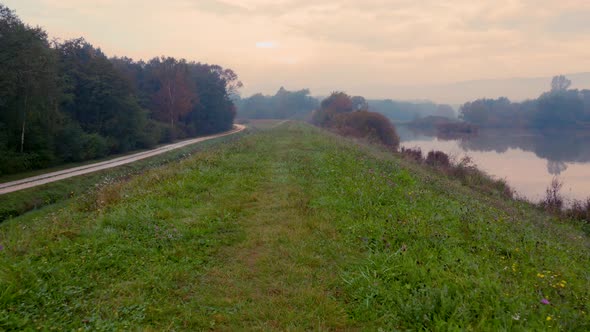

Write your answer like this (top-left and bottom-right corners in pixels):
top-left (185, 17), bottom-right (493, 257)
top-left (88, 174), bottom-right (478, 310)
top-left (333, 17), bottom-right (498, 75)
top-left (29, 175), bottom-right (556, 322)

top-left (4, 0), bottom-right (590, 105)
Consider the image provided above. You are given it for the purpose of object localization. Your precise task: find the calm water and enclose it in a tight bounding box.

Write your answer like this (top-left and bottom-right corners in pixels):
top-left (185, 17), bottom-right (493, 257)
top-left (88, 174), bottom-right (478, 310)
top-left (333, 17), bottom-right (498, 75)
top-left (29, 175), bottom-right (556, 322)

top-left (398, 126), bottom-right (590, 203)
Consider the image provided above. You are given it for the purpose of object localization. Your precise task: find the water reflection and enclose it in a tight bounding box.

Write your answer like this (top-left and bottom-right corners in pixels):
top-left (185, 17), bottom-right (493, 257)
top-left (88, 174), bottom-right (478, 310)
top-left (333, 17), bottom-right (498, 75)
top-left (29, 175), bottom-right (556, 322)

top-left (399, 126), bottom-right (590, 201)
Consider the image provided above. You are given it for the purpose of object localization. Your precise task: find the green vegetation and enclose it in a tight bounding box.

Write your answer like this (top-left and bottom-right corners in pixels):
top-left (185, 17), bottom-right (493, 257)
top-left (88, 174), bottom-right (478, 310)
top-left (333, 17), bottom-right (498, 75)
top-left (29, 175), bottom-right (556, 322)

top-left (0, 133), bottom-right (245, 222)
top-left (0, 5), bottom-right (240, 176)
top-left (1, 122), bottom-right (589, 330)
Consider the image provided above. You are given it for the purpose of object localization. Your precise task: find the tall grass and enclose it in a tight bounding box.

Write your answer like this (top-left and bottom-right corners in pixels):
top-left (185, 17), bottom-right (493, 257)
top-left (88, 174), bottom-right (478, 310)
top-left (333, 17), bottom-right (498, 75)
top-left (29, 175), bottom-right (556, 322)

top-left (538, 177), bottom-right (590, 234)
top-left (400, 147), bottom-right (514, 199)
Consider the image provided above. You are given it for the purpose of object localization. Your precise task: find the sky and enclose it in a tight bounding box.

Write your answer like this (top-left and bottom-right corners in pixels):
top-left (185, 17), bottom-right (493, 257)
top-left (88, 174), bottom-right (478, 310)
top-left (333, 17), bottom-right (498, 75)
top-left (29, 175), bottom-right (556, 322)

top-left (4, 0), bottom-right (590, 103)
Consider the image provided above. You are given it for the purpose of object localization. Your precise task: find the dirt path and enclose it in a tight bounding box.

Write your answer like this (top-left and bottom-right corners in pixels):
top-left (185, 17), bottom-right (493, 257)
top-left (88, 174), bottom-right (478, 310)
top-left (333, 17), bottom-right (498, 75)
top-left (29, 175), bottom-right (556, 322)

top-left (0, 125), bottom-right (245, 195)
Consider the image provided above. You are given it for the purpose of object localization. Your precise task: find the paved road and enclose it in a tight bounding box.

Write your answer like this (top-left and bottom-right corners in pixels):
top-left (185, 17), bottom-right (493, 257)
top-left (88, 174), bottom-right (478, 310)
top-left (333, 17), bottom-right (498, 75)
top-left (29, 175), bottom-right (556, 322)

top-left (0, 124), bottom-right (246, 195)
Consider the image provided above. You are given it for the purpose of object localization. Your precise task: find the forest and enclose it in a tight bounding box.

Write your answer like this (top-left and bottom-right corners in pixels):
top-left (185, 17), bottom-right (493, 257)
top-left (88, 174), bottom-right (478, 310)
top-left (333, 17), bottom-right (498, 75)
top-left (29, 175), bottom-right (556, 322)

top-left (460, 76), bottom-right (590, 129)
top-left (0, 5), bottom-right (241, 175)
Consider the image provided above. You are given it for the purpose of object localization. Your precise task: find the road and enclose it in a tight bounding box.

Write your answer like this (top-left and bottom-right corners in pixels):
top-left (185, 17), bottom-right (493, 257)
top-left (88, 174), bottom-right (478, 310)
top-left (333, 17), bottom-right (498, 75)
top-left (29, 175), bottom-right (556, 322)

top-left (0, 124), bottom-right (246, 195)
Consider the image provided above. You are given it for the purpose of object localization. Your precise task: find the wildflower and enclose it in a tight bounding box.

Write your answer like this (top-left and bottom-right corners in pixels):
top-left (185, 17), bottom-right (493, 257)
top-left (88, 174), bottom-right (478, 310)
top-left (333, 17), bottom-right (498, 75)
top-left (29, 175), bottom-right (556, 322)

top-left (546, 315), bottom-right (552, 321)
top-left (541, 298), bottom-right (550, 305)
top-left (0, 244), bottom-right (3, 251)
top-left (512, 313), bottom-right (520, 321)
top-left (537, 273), bottom-right (545, 278)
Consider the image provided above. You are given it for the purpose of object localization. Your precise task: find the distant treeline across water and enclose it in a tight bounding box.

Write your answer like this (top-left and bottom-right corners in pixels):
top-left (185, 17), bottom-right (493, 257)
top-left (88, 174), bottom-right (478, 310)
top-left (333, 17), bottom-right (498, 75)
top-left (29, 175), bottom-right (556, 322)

top-left (460, 76), bottom-right (590, 129)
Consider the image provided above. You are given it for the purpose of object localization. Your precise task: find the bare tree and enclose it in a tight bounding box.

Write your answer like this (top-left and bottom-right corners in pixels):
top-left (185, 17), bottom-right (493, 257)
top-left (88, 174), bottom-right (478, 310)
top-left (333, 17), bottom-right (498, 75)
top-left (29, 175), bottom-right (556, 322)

top-left (551, 75), bottom-right (572, 92)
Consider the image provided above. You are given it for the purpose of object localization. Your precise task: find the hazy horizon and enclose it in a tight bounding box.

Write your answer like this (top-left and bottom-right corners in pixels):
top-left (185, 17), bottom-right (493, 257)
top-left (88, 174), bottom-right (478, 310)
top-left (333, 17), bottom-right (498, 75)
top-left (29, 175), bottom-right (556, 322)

top-left (4, 0), bottom-right (590, 103)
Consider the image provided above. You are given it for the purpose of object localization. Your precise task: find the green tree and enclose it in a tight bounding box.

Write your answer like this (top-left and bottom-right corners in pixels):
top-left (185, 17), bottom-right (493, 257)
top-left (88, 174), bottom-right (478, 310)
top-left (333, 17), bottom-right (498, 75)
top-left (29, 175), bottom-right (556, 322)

top-left (58, 38), bottom-right (148, 153)
top-left (0, 5), bottom-right (59, 154)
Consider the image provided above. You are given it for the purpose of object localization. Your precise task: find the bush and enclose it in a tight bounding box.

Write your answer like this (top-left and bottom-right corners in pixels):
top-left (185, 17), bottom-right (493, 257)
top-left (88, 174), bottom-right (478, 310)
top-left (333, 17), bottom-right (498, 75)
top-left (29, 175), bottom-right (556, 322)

top-left (82, 134), bottom-right (108, 160)
top-left (540, 177), bottom-right (564, 213)
top-left (400, 147), bottom-right (423, 162)
top-left (56, 123), bottom-right (108, 162)
top-left (425, 150), bottom-right (450, 167)
top-left (335, 111), bottom-right (400, 150)
top-left (565, 198), bottom-right (590, 223)
top-left (0, 151), bottom-right (37, 175)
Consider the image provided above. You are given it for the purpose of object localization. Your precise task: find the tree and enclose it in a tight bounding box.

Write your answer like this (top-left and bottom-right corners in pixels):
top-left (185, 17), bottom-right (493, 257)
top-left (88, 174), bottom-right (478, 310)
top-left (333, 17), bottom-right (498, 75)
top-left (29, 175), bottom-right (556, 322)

top-left (551, 75), bottom-right (572, 92)
top-left (58, 38), bottom-right (149, 153)
top-left (0, 5), bottom-right (59, 154)
top-left (321, 92), bottom-right (354, 114)
top-left (534, 90), bottom-right (584, 128)
top-left (351, 96), bottom-right (369, 111)
top-left (148, 57), bottom-right (197, 135)
top-left (185, 63), bottom-right (239, 134)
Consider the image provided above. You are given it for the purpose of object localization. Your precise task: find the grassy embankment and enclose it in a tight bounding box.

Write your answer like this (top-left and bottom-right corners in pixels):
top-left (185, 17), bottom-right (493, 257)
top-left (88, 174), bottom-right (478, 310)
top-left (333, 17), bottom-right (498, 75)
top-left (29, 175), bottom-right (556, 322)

top-left (0, 131), bottom-right (247, 222)
top-left (1, 122), bottom-right (589, 330)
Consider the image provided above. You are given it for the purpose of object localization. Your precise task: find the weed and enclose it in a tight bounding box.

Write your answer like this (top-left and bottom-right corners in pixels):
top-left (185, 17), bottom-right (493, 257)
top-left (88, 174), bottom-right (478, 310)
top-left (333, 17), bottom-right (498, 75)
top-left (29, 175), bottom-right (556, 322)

top-left (541, 177), bottom-right (564, 213)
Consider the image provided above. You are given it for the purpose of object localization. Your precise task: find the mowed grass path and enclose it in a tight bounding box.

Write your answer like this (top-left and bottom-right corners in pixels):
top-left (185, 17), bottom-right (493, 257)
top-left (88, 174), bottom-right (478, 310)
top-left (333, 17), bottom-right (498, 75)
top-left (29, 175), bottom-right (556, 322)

top-left (1, 123), bottom-right (589, 330)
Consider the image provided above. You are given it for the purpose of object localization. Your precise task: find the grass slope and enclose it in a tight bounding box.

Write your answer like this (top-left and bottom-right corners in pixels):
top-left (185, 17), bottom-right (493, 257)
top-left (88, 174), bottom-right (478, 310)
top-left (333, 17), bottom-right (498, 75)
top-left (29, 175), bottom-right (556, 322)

top-left (0, 133), bottom-right (245, 222)
top-left (1, 122), bottom-right (589, 330)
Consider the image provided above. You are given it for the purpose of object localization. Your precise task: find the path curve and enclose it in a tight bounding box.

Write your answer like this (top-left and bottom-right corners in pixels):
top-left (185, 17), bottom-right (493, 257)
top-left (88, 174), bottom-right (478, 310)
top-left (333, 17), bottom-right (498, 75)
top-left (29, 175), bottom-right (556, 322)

top-left (0, 124), bottom-right (246, 195)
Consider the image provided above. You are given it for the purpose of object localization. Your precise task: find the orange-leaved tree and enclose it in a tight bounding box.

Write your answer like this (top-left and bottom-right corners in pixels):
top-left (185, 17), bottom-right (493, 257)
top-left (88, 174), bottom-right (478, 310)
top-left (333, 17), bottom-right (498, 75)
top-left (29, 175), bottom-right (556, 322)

top-left (150, 57), bottom-right (197, 133)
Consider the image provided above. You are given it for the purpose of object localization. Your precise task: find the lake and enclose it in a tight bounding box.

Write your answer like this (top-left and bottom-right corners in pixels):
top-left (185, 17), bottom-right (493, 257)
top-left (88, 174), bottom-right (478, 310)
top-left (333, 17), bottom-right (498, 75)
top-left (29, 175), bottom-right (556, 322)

top-left (398, 125), bottom-right (590, 203)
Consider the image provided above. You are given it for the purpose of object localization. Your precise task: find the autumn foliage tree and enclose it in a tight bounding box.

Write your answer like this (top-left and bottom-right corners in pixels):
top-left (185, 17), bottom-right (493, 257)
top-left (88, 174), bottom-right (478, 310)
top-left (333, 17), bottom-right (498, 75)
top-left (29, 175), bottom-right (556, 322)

top-left (148, 57), bottom-right (197, 135)
top-left (311, 92), bottom-right (400, 150)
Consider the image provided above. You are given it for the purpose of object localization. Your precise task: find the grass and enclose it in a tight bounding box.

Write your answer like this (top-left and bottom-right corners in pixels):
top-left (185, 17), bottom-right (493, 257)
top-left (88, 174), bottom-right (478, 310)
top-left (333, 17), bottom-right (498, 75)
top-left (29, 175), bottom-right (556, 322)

top-left (1, 122), bottom-right (589, 330)
top-left (0, 132), bottom-right (246, 222)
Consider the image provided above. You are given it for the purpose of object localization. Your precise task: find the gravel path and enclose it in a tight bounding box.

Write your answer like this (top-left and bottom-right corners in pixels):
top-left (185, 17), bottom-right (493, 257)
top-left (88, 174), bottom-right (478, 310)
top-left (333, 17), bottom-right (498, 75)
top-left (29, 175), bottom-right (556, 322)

top-left (0, 125), bottom-right (245, 195)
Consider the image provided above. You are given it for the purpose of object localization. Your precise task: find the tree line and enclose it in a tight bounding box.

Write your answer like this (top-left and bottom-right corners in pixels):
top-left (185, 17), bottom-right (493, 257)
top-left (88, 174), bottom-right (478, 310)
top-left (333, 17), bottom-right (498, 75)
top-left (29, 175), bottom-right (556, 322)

top-left (235, 88), bottom-right (456, 122)
top-left (368, 99), bottom-right (456, 122)
top-left (234, 87), bottom-right (318, 120)
top-left (460, 76), bottom-right (590, 129)
top-left (0, 5), bottom-right (241, 175)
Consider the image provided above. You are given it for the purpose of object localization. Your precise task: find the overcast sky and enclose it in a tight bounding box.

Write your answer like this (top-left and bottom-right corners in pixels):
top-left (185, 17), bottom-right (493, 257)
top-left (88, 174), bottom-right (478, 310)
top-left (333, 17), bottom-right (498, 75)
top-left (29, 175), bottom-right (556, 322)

top-left (5, 0), bottom-right (590, 102)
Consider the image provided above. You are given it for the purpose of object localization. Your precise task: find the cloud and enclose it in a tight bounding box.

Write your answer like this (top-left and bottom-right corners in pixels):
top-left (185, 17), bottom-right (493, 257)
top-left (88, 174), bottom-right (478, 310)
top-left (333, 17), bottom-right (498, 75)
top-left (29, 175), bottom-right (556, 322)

top-left (186, 0), bottom-right (248, 15)
top-left (4, 0), bottom-right (590, 101)
top-left (255, 41), bottom-right (279, 49)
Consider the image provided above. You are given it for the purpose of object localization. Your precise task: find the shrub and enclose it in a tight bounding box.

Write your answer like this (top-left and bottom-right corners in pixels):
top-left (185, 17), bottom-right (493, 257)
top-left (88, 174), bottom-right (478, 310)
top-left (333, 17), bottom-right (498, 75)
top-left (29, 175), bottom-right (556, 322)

top-left (335, 111), bottom-right (400, 150)
top-left (425, 150), bottom-right (450, 167)
top-left (400, 147), bottom-right (423, 162)
top-left (565, 198), bottom-right (590, 223)
top-left (0, 151), bottom-right (37, 175)
top-left (540, 177), bottom-right (564, 213)
top-left (82, 133), bottom-right (108, 160)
